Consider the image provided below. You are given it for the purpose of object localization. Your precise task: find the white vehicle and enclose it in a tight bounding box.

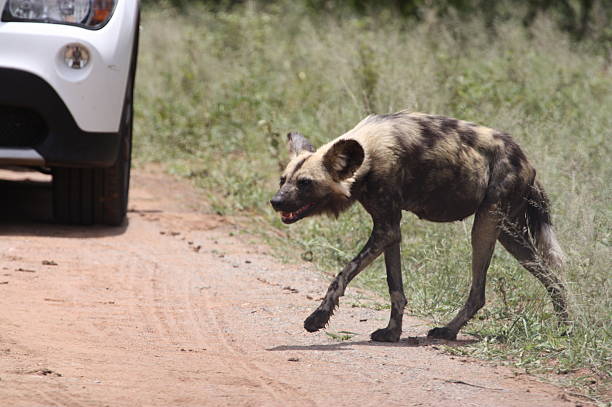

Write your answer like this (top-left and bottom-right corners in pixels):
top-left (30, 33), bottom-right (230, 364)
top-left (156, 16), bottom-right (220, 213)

top-left (0, 0), bottom-right (140, 225)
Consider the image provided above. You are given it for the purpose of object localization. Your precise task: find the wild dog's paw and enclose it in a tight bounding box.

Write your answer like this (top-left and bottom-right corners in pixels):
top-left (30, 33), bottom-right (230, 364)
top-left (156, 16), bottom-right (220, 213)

top-left (370, 327), bottom-right (401, 342)
top-left (304, 309), bottom-right (330, 332)
top-left (427, 327), bottom-right (457, 341)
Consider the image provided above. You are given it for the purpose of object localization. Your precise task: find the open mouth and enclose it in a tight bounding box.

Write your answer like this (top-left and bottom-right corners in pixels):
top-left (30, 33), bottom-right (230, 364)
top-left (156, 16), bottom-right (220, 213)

top-left (280, 202), bottom-right (316, 224)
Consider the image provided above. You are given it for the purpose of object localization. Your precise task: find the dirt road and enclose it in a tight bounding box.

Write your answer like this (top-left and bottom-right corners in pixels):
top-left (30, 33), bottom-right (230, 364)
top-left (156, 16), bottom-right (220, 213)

top-left (0, 168), bottom-right (584, 406)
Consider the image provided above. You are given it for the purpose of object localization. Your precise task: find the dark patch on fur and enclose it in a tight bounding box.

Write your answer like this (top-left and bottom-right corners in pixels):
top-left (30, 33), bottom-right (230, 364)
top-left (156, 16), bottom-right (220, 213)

top-left (507, 142), bottom-right (526, 170)
top-left (395, 125), bottom-right (423, 160)
top-left (440, 118), bottom-right (459, 134)
top-left (393, 118), bottom-right (484, 222)
top-left (493, 132), bottom-right (528, 171)
top-left (417, 119), bottom-right (444, 149)
top-left (457, 128), bottom-right (478, 147)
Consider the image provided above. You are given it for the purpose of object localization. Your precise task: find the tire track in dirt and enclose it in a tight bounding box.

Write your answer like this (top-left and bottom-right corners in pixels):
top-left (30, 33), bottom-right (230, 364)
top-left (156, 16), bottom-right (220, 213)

top-left (147, 222), bottom-right (315, 405)
top-left (180, 228), bottom-right (317, 405)
top-left (11, 381), bottom-right (86, 407)
top-left (15, 387), bottom-right (59, 407)
top-left (38, 389), bottom-right (86, 407)
top-left (127, 259), bottom-right (177, 347)
top-left (113, 219), bottom-right (314, 406)
top-left (121, 242), bottom-right (204, 348)
top-left (186, 272), bottom-right (316, 406)
top-left (188, 272), bottom-right (320, 406)
top-left (111, 236), bottom-right (185, 350)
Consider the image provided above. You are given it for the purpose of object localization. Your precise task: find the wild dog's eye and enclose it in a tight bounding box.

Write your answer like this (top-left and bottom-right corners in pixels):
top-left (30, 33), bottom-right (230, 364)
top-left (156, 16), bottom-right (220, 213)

top-left (279, 176), bottom-right (286, 186)
top-left (297, 178), bottom-right (313, 188)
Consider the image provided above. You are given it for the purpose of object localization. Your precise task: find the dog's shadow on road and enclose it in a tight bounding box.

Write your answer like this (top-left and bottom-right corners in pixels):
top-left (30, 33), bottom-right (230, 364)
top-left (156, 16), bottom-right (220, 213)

top-left (268, 336), bottom-right (478, 352)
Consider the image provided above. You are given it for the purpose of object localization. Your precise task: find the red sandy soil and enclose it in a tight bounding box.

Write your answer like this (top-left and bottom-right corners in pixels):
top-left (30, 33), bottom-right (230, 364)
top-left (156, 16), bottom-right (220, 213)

top-left (0, 167), bottom-right (589, 406)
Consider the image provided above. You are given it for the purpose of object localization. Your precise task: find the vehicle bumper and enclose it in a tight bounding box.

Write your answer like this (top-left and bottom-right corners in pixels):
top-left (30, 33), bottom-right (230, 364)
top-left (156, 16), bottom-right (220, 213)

top-left (0, 68), bottom-right (121, 167)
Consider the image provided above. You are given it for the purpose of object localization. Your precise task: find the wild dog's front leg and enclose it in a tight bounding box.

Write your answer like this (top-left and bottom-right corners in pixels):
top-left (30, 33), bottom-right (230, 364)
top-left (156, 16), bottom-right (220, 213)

top-left (303, 245), bottom-right (380, 332)
top-left (303, 277), bottom-right (344, 333)
top-left (370, 241), bottom-right (406, 342)
top-left (304, 224), bottom-right (396, 333)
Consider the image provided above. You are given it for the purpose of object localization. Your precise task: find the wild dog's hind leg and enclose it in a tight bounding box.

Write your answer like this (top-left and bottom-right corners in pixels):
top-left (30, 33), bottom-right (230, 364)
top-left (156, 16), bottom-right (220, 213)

top-left (371, 240), bottom-right (407, 342)
top-left (304, 219), bottom-right (400, 333)
top-left (498, 230), bottom-right (569, 324)
top-left (428, 206), bottom-right (500, 340)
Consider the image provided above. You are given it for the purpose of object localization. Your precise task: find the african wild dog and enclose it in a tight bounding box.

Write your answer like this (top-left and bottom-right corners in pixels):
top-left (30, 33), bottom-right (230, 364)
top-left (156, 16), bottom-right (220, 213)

top-left (270, 110), bottom-right (568, 342)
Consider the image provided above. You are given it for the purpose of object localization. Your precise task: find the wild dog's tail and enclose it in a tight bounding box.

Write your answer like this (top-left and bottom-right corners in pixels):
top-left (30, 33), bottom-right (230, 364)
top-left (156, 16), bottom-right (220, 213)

top-left (525, 181), bottom-right (565, 268)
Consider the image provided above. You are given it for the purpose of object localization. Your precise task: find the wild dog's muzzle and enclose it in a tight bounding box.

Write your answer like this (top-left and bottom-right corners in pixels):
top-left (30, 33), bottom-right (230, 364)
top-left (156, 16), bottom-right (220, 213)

top-left (269, 192), bottom-right (286, 212)
top-left (270, 192), bottom-right (316, 224)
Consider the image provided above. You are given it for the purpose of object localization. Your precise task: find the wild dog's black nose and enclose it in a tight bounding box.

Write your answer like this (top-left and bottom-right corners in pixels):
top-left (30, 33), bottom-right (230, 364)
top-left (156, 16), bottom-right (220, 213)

top-left (270, 195), bottom-right (284, 211)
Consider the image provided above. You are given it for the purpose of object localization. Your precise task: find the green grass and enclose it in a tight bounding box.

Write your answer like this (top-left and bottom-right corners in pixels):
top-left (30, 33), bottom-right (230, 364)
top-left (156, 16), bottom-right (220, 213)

top-left (135, 2), bottom-right (611, 401)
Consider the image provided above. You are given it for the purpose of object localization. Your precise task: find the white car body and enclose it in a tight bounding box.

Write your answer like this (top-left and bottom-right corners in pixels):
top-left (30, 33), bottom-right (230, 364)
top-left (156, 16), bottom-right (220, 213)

top-left (0, 0), bottom-right (140, 225)
top-left (0, 0), bottom-right (139, 166)
top-left (0, 0), bottom-right (138, 133)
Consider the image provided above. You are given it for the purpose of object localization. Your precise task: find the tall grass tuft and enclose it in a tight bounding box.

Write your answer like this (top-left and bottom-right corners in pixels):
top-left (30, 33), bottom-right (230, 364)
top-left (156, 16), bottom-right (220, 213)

top-left (135, 2), bottom-right (611, 399)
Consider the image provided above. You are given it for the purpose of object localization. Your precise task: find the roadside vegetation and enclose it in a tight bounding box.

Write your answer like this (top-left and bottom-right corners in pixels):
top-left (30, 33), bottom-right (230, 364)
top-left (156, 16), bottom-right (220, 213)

top-left (135, 1), bottom-right (611, 401)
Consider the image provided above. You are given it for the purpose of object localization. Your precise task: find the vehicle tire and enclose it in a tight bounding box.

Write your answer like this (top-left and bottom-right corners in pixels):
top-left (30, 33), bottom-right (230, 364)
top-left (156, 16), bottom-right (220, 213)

top-left (52, 96), bottom-right (132, 226)
top-left (52, 14), bottom-right (138, 226)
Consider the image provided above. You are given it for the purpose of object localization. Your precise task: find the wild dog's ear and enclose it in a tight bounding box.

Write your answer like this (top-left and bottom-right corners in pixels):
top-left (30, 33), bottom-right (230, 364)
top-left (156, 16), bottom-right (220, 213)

top-left (287, 132), bottom-right (315, 158)
top-left (323, 139), bottom-right (364, 181)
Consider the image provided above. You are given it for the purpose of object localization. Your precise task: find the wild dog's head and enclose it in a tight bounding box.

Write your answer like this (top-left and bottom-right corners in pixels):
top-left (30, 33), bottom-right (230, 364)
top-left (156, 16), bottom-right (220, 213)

top-left (270, 132), bottom-right (364, 224)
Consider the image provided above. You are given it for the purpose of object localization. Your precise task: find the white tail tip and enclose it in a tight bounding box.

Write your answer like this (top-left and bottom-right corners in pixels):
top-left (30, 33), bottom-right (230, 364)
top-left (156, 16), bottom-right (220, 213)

top-left (538, 223), bottom-right (565, 268)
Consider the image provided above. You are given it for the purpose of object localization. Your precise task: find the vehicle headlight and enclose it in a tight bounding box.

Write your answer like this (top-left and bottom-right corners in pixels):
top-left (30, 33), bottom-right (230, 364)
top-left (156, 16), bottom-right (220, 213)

top-left (2, 0), bottom-right (117, 29)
